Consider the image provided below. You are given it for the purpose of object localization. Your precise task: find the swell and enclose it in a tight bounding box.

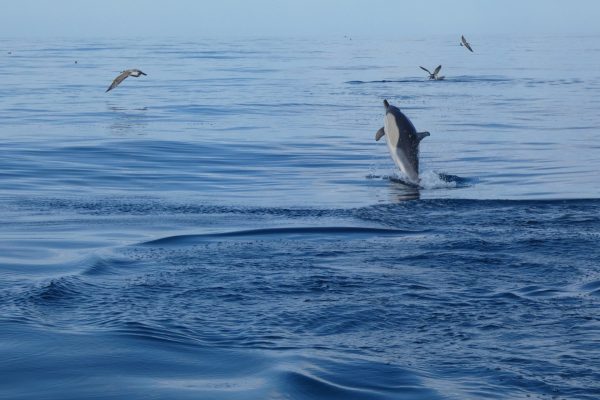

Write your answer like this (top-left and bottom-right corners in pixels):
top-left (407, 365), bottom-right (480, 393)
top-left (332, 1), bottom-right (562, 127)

top-left (141, 226), bottom-right (419, 246)
top-left (9, 196), bottom-right (600, 216)
top-left (346, 75), bottom-right (514, 84)
top-left (270, 356), bottom-right (443, 400)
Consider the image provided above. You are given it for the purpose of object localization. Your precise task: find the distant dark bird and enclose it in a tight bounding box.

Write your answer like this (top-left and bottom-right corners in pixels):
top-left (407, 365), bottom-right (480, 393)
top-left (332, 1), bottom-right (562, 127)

top-left (7, 51), bottom-right (12, 55)
top-left (105, 69), bottom-right (147, 92)
top-left (460, 35), bottom-right (474, 52)
top-left (74, 60), bottom-right (78, 64)
top-left (419, 65), bottom-right (444, 80)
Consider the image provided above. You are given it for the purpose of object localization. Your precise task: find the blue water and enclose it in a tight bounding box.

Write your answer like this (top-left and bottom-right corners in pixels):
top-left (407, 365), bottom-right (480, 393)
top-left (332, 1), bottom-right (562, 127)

top-left (1, 35), bottom-right (600, 399)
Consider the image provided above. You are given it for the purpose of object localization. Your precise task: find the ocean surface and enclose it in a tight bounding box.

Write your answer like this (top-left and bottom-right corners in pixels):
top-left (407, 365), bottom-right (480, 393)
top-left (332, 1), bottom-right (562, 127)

top-left (1, 35), bottom-right (599, 399)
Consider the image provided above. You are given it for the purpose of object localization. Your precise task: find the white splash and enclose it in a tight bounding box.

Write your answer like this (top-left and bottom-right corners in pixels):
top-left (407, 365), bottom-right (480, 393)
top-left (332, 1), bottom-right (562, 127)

top-left (418, 170), bottom-right (458, 189)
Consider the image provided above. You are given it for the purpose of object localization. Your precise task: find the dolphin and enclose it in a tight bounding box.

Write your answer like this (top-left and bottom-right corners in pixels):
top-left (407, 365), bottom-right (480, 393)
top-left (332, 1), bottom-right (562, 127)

top-left (106, 69), bottom-right (147, 92)
top-left (375, 99), bottom-right (429, 184)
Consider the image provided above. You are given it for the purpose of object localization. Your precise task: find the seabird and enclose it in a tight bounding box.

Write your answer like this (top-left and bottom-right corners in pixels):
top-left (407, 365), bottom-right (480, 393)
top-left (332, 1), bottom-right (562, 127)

top-left (105, 69), bottom-right (147, 92)
top-left (419, 65), bottom-right (444, 80)
top-left (460, 35), bottom-right (474, 52)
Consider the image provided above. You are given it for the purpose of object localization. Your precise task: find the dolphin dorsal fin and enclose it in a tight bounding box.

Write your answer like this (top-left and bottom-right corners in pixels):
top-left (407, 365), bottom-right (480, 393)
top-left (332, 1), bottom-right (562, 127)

top-left (375, 127), bottom-right (385, 141)
top-left (415, 131), bottom-right (430, 142)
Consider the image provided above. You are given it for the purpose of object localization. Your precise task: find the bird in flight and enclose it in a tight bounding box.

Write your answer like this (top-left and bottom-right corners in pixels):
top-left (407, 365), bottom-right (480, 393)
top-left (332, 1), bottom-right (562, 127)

top-left (106, 69), bottom-right (147, 92)
top-left (419, 65), bottom-right (444, 80)
top-left (460, 35), bottom-right (474, 52)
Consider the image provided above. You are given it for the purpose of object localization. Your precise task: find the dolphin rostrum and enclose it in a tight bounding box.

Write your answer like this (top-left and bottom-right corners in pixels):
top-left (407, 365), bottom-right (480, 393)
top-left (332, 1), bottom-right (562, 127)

top-left (375, 99), bottom-right (429, 184)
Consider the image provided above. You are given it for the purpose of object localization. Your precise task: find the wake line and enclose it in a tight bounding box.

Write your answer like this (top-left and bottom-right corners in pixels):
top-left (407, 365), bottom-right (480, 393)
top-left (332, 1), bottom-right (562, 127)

top-left (141, 226), bottom-right (416, 246)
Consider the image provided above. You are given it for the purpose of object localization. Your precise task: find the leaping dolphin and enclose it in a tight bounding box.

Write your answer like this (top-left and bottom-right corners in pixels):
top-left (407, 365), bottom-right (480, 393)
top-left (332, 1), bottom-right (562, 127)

top-left (105, 69), bottom-right (147, 92)
top-left (375, 100), bottom-right (429, 184)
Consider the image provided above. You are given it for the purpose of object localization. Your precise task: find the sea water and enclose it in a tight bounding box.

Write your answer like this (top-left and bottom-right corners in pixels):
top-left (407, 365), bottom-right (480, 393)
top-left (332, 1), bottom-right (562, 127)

top-left (0, 35), bottom-right (599, 399)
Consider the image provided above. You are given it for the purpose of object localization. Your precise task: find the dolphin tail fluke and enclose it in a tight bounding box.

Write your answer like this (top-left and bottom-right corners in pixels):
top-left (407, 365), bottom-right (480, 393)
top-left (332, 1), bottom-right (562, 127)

top-left (415, 131), bottom-right (430, 142)
top-left (375, 127), bottom-right (385, 141)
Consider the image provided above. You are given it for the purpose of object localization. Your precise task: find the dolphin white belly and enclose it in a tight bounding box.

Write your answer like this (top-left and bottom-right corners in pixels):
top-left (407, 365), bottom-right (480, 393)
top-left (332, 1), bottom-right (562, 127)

top-left (384, 113), bottom-right (418, 182)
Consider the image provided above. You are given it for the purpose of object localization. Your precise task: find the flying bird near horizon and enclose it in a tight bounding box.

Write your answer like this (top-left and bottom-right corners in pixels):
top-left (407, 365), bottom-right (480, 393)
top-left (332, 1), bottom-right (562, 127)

top-left (460, 35), bottom-right (474, 52)
top-left (419, 65), bottom-right (444, 80)
top-left (105, 69), bottom-right (147, 92)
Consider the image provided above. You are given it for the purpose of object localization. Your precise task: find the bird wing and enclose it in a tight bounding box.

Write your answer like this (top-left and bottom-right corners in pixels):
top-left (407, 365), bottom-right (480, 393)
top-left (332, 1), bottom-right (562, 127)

top-left (462, 36), bottom-right (473, 52)
top-left (433, 65), bottom-right (442, 76)
top-left (106, 70), bottom-right (131, 92)
top-left (419, 66), bottom-right (431, 74)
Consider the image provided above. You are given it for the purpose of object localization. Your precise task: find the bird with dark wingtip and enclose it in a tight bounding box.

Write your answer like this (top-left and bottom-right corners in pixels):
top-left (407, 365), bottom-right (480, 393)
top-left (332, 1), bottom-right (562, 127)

top-left (419, 65), bottom-right (444, 80)
top-left (105, 69), bottom-right (147, 92)
top-left (460, 35), bottom-right (474, 52)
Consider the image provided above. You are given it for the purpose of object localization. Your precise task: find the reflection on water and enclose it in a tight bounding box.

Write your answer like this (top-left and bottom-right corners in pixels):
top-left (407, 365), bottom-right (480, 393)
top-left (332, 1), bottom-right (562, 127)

top-left (107, 105), bottom-right (149, 134)
top-left (392, 189), bottom-right (421, 202)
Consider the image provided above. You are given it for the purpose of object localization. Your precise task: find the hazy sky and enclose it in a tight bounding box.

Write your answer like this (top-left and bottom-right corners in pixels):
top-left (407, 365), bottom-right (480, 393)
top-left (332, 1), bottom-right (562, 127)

top-left (1, 0), bottom-right (599, 38)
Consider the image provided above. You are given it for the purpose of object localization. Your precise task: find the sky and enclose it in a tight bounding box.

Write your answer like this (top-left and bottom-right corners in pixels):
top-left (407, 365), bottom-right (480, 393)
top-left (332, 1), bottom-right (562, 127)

top-left (1, 0), bottom-right (599, 38)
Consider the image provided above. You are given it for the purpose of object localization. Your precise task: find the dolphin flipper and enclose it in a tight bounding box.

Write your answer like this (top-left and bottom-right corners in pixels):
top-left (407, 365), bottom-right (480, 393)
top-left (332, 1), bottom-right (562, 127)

top-left (375, 127), bottom-right (385, 141)
top-left (415, 131), bottom-right (430, 142)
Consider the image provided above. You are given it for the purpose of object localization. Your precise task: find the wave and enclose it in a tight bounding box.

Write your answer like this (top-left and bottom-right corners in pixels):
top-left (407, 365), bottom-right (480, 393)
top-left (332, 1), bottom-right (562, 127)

top-left (142, 226), bottom-right (418, 246)
top-left (8, 196), bottom-right (600, 221)
top-left (346, 79), bottom-right (424, 84)
top-left (107, 320), bottom-right (200, 347)
top-left (26, 275), bottom-right (100, 308)
top-left (581, 280), bottom-right (600, 297)
top-left (271, 356), bottom-right (444, 400)
top-left (346, 75), bottom-right (514, 85)
top-left (367, 171), bottom-right (474, 190)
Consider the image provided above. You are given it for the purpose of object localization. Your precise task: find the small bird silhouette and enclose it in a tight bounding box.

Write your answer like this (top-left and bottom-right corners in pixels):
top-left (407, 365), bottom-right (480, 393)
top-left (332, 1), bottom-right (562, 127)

top-left (460, 35), bottom-right (474, 52)
top-left (105, 69), bottom-right (147, 92)
top-left (419, 65), bottom-right (444, 80)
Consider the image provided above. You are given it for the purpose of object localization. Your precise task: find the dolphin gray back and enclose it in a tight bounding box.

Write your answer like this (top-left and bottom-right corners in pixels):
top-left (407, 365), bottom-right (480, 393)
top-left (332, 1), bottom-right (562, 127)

top-left (386, 105), bottom-right (417, 137)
